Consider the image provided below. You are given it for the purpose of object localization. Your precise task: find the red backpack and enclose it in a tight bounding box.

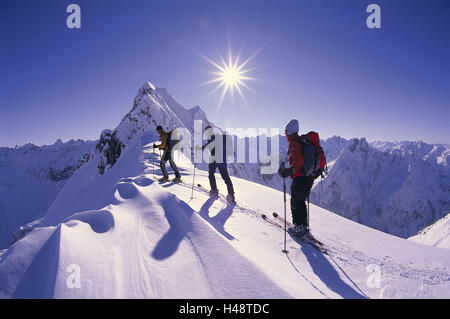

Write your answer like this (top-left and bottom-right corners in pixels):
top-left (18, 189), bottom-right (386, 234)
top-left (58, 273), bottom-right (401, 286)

top-left (298, 131), bottom-right (327, 178)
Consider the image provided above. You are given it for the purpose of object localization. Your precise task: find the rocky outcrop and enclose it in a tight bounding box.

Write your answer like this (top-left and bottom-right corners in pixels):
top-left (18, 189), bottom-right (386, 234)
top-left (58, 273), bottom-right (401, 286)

top-left (96, 130), bottom-right (125, 175)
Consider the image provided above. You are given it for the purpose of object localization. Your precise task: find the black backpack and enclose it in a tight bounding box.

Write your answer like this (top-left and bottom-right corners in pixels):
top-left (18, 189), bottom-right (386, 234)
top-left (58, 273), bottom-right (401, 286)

top-left (167, 129), bottom-right (180, 151)
top-left (295, 132), bottom-right (327, 178)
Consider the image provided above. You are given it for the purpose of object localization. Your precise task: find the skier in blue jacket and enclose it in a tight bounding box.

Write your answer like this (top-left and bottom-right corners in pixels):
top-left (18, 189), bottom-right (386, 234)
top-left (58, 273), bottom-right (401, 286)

top-left (201, 125), bottom-right (235, 204)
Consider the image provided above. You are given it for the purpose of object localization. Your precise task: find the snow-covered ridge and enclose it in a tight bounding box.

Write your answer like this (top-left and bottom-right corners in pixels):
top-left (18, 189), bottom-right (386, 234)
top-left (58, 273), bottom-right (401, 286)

top-left (0, 139), bottom-right (96, 249)
top-left (371, 140), bottom-right (450, 167)
top-left (1, 134), bottom-right (448, 298)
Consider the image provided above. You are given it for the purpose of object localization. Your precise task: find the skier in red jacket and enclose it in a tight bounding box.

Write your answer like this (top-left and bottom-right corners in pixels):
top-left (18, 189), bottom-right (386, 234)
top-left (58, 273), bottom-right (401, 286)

top-left (278, 119), bottom-right (315, 236)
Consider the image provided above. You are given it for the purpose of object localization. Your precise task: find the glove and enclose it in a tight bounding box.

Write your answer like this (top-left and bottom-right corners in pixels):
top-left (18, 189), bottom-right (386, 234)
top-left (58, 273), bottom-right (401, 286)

top-left (153, 143), bottom-right (157, 148)
top-left (278, 166), bottom-right (294, 178)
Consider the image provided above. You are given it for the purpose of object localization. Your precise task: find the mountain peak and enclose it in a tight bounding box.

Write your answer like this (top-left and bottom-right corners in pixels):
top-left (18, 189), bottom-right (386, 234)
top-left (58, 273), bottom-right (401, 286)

top-left (133, 81), bottom-right (157, 106)
top-left (357, 137), bottom-right (369, 151)
top-left (348, 137), bottom-right (369, 153)
top-left (142, 81), bottom-right (156, 92)
top-left (95, 81), bottom-right (211, 175)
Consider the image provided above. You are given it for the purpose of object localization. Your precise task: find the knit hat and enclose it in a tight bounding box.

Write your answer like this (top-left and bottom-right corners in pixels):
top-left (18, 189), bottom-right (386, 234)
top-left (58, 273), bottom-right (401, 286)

top-left (285, 119), bottom-right (299, 135)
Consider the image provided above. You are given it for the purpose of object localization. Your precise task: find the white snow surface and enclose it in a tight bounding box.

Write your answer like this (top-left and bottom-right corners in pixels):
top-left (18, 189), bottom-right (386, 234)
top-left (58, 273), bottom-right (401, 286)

top-left (0, 134), bottom-right (448, 299)
top-left (409, 214), bottom-right (450, 249)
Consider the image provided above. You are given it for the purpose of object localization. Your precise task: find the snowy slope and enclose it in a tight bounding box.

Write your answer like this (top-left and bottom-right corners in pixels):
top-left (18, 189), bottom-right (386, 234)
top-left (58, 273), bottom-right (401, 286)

top-left (0, 134), bottom-right (448, 299)
top-left (409, 214), bottom-right (450, 249)
top-left (0, 139), bottom-right (95, 249)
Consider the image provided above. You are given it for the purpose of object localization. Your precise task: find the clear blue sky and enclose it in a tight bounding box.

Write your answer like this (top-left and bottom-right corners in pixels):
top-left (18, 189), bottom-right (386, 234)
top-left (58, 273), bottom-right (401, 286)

top-left (1, 0), bottom-right (449, 147)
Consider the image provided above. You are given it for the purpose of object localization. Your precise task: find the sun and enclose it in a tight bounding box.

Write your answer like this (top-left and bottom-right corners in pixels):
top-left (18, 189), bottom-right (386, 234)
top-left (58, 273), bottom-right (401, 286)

top-left (208, 54), bottom-right (253, 101)
top-left (200, 49), bottom-right (258, 108)
top-left (220, 64), bottom-right (242, 88)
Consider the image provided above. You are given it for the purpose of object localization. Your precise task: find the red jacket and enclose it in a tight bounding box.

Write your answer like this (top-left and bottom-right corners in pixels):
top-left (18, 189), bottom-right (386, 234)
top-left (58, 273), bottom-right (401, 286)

top-left (287, 133), bottom-right (304, 178)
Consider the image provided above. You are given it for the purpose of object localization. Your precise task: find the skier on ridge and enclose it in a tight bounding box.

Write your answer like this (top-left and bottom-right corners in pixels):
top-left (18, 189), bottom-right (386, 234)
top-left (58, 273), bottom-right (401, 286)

top-left (153, 125), bottom-right (182, 183)
top-left (278, 119), bottom-right (327, 237)
top-left (199, 125), bottom-right (236, 204)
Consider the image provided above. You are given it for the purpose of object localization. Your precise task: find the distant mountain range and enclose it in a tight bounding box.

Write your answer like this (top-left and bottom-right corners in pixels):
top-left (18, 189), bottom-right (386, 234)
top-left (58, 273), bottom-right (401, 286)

top-left (0, 140), bottom-right (95, 248)
top-left (310, 137), bottom-right (449, 238)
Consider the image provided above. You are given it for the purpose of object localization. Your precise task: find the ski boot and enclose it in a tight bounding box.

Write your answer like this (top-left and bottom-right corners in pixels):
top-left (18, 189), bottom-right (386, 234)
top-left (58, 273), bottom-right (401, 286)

top-left (226, 194), bottom-right (236, 205)
top-left (172, 177), bottom-right (182, 183)
top-left (288, 225), bottom-right (308, 237)
top-left (158, 177), bottom-right (170, 183)
top-left (209, 189), bottom-right (219, 197)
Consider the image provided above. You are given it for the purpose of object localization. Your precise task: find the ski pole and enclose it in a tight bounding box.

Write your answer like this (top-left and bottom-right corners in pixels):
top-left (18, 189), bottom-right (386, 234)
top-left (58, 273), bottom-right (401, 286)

top-left (191, 147), bottom-right (200, 199)
top-left (282, 177), bottom-right (288, 253)
top-left (153, 146), bottom-right (155, 179)
top-left (191, 162), bottom-right (196, 199)
top-left (282, 161), bottom-right (288, 254)
top-left (307, 195), bottom-right (310, 231)
top-left (159, 149), bottom-right (162, 177)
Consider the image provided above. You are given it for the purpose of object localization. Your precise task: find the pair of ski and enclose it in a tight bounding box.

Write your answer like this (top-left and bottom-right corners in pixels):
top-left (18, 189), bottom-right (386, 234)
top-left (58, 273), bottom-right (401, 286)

top-left (189, 183), bottom-right (237, 206)
top-left (262, 213), bottom-right (327, 253)
top-left (157, 178), bottom-right (182, 184)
